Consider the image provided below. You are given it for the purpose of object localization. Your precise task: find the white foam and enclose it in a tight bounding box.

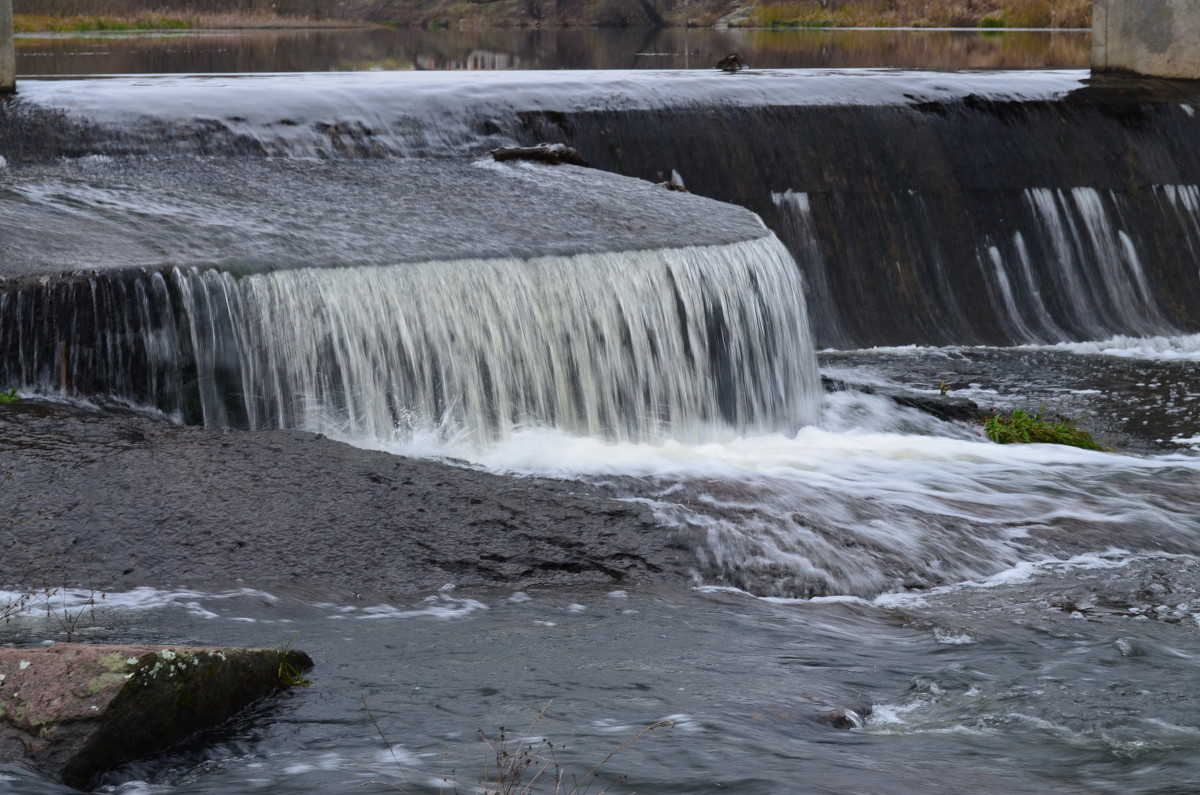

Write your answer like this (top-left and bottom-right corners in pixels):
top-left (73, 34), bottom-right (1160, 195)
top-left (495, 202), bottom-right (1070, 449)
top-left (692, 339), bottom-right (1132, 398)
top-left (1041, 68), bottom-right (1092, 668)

top-left (0, 585), bottom-right (278, 621)
top-left (386, 413), bottom-right (1150, 484)
top-left (873, 550), bottom-right (1159, 608)
top-left (932, 628), bottom-right (975, 645)
top-left (834, 334), bottom-right (1200, 362)
top-left (371, 391), bottom-right (1200, 599)
top-left (0, 586), bottom-right (487, 623)
top-left (348, 596), bottom-right (488, 621)
top-left (825, 344), bottom-right (955, 356)
top-left (1022, 334), bottom-right (1200, 361)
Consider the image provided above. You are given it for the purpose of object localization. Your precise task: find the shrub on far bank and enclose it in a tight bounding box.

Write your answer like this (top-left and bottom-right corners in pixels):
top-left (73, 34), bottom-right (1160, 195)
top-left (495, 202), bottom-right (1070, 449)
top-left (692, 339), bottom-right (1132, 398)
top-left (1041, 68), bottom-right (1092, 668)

top-left (750, 0), bottom-right (1089, 29)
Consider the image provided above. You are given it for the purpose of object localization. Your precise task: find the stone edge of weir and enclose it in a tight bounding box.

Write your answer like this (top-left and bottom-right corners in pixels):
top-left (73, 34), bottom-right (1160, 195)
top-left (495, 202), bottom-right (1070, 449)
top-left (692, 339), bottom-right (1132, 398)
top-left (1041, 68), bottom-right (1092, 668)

top-left (0, 643), bottom-right (314, 789)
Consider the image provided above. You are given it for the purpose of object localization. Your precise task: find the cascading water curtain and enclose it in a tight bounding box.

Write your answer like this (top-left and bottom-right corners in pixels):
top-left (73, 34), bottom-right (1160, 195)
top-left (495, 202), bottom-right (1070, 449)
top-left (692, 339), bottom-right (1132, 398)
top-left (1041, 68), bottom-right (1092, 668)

top-left (0, 235), bottom-right (822, 445)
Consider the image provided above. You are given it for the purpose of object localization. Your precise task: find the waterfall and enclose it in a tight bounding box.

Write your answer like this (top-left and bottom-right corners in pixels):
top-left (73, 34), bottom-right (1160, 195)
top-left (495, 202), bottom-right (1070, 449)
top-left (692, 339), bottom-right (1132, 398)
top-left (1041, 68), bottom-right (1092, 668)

top-left (765, 184), bottom-right (1196, 347)
top-left (0, 235), bottom-right (822, 445)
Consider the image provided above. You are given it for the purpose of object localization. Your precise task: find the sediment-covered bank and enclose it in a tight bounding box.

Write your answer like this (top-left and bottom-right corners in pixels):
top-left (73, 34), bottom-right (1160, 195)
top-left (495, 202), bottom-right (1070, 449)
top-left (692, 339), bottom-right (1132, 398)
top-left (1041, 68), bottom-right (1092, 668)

top-left (0, 400), bottom-right (692, 596)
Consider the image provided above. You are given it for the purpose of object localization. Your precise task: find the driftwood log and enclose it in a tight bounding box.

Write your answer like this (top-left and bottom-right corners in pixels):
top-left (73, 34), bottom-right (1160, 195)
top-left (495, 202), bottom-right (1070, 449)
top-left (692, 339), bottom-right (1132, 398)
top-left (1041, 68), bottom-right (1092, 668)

top-left (492, 143), bottom-right (589, 167)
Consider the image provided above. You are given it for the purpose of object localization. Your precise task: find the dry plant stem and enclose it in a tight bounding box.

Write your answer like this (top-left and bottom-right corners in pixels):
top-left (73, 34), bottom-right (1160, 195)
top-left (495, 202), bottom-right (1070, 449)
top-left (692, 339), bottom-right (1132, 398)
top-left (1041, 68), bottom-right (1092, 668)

top-left (479, 700), bottom-right (556, 794)
top-left (361, 692), bottom-right (413, 793)
top-left (0, 470), bottom-right (58, 625)
top-left (574, 719), bottom-right (674, 795)
top-left (363, 696), bottom-right (673, 794)
top-left (44, 559), bottom-right (116, 642)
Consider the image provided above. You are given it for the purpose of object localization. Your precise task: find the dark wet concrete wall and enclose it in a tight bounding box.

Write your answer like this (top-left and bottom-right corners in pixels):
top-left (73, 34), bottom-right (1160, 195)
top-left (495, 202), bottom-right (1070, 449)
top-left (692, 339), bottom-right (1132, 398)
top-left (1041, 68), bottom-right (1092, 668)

top-left (516, 78), bottom-right (1200, 347)
top-left (0, 271), bottom-right (197, 416)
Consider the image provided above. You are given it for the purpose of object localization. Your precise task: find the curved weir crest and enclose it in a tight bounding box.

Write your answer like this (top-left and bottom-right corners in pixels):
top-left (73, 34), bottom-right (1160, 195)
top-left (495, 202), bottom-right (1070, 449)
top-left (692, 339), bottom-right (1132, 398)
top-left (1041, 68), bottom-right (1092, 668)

top-left (0, 235), bottom-right (822, 444)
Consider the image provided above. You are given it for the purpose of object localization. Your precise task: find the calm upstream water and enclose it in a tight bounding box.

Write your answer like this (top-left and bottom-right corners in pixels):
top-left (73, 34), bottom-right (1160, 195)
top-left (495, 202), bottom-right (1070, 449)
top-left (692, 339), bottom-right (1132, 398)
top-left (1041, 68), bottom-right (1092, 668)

top-left (13, 26), bottom-right (1090, 75)
top-left (3, 31), bottom-right (1200, 795)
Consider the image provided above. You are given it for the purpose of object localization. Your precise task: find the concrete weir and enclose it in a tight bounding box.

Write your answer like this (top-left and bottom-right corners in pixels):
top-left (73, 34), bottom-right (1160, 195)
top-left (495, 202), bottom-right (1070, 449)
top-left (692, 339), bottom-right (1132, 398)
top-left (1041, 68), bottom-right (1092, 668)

top-left (1093, 0), bottom-right (1200, 79)
top-left (0, 157), bottom-right (785, 596)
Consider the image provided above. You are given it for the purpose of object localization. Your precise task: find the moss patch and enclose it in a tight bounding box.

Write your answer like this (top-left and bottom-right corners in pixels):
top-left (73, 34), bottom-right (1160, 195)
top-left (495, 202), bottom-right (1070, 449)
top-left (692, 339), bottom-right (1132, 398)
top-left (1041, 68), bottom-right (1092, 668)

top-left (984, 408), bottom-right (1108, 451)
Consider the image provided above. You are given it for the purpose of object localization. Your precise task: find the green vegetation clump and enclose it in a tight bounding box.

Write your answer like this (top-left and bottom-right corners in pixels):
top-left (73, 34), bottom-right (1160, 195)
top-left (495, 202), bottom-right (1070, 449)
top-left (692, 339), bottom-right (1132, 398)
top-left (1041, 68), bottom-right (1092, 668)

top-left (984, 408), bottom-right (1108, 451)
top-left (0, 388), bottom-right (19, 404)
top-left (979, 14), bottom-right (1006, 29)
top-left (14, 14), bottom-right (189, 33)
top-left (133, 16), bottom-right (190, 30)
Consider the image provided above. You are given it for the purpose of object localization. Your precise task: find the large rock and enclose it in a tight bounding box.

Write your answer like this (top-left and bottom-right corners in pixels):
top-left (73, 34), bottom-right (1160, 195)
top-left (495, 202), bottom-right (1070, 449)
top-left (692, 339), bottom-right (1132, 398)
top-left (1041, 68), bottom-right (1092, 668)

top-left (0, 643), bottom-right (313, 789)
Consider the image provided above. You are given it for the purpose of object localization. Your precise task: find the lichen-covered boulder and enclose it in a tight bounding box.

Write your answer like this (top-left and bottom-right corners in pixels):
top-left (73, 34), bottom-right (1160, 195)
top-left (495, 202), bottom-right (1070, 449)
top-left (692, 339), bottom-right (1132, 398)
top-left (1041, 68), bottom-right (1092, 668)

top-left (0, 643), bottom-right (313, 789)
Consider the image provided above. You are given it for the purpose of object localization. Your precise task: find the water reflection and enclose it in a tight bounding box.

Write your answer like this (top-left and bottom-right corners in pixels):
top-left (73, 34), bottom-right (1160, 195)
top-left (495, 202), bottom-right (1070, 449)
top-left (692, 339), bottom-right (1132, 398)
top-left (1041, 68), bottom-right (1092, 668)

top-left (15, 26), bottom-right (1089, 75)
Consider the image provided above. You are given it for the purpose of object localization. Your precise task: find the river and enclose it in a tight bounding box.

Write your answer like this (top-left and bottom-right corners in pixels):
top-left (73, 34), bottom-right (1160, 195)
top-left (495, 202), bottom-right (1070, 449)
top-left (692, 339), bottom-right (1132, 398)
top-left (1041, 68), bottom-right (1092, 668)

top-left (1, 28), bottom-right (1199, 795)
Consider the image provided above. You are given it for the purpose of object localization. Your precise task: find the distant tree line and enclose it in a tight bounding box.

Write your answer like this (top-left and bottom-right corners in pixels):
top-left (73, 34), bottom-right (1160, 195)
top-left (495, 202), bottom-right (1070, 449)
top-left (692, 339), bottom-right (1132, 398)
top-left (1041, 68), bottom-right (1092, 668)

top-left (10, 0), bottom-right (686, 23)
top-left (12, 0), bottom-right (363, 20)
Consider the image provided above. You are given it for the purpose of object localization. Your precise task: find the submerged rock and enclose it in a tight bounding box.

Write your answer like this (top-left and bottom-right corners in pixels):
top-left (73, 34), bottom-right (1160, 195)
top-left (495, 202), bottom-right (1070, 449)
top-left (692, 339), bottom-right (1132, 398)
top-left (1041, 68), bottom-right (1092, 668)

top-left (0, 643), bottom-right (312, 790)
top-left (814, 707), bottom-right (871, 730)
top-left (821, 375), bottom-right (983, 423)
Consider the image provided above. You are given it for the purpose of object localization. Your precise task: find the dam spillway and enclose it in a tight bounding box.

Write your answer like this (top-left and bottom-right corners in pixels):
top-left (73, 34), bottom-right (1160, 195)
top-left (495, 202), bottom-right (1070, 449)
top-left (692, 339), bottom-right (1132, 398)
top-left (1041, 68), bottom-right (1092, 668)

top-left (5, 69), bottom-right (1200, 350)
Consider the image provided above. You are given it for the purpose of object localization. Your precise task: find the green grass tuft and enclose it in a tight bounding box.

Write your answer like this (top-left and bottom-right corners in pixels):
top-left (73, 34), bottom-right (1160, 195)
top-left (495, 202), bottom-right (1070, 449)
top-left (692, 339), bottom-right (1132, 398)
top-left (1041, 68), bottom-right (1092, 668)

top-left (0, 388), bottom-right (19, 405)
top-left (14, 13), bottom-right (192, 33)
top-left (984, 407), bottom-right (1108, 451)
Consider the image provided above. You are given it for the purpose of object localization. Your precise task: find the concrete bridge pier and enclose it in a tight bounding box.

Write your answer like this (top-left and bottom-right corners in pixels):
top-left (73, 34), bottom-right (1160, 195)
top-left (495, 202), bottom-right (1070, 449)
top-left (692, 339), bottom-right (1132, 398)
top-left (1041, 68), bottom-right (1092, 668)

top-left (1, 0), bottom-right (14, 94)
top-left (1093, 0), bottom-right (1200, 79)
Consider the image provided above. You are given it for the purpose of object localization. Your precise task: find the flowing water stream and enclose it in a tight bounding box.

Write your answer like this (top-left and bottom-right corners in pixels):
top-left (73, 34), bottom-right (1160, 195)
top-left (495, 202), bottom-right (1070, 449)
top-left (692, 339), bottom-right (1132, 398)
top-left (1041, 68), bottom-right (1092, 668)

top-left (1, 48), bottom-right (1200, 794)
